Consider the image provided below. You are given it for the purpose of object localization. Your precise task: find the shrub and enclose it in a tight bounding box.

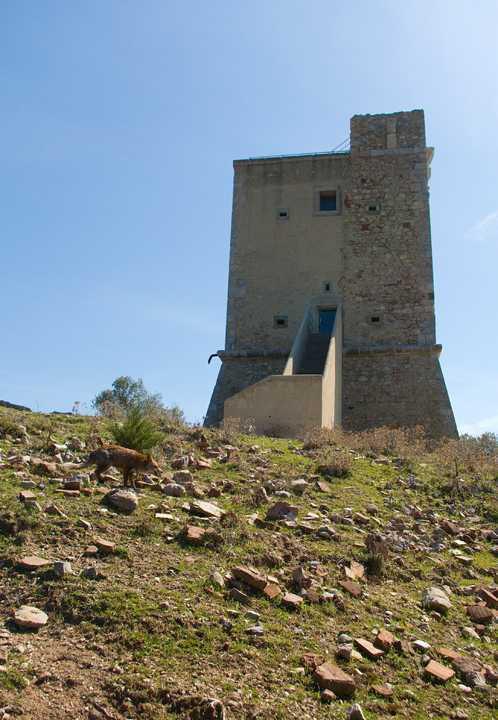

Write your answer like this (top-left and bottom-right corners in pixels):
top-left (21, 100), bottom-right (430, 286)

top-left (315, 449), bottom-right (352, 478)
top-left (110, 404), bottom-right (163, 452)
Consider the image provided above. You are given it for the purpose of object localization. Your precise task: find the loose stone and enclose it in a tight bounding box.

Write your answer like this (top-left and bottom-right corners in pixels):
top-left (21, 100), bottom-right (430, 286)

top-left (14, 606), bottom-right (48, 629)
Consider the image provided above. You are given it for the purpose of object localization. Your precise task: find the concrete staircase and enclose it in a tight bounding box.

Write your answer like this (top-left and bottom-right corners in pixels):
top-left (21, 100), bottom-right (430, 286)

top-left (297, 333), bottom-right (331, 375)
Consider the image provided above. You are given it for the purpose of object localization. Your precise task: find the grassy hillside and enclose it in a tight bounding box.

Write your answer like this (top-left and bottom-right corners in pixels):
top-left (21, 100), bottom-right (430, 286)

top-left (0, 407), bottom-right (497, 720)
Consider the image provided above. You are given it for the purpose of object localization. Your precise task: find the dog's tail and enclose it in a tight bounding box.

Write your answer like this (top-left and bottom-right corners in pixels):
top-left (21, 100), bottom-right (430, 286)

top-left (62, 459), bottom-right (91, 472)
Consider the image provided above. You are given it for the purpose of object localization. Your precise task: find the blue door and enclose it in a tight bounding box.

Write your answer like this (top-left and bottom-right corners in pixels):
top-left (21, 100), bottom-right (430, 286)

top-left (319, 309), bottom-right (336, 334)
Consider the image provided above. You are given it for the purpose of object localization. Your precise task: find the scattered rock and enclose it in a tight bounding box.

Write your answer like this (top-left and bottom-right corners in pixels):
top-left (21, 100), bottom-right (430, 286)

top-left (281, 593), bottom-right (304, 609)
top-left (291, 479), bottom-right (308, 495)
top-left (232, 566), bottom-right (267, 590)
top-left (354, 638), bottom-right (385, 660)
top-left (210, 572), bottom-right (225, 588)
top-left (312, 662), bottom-right (356, 697)
top-left (67, 436), bottom-right (85, 451)
top-left (17, 556), bottom-right (50, 570)
top-left (228, 588), bottom-right (251, 605)
top-left (45, 504), bottom-right (67, 518)
top-left (462, 626), bottom-right (481, 641)
top-left (178, 525), bottom-right (206, 544)
top-left (263, 584), bottom-right (281, 599)
top-left (371, 683), bottom-right (393, 697)
top-left (171, 456), bottom-right (190, 470)
top-left (32, 461), bottom-right (58, 477)
top-left (345, 703), bottom-right (366, 719)
top-left (266, 501), bottom-right (299, 522)
top-left (106, 489), bottom-right (139, 512)
top-left (424, 659), bottom-right (455, 682)
top-left (374, 628), bottom-right (395, 652)
top-left (245, 626), bottom-right (263, 636)
top-left (95, 539), bottom-right (114, 555)
top-left (301, 653), bottom-right (325, 672)
top-left (53, 561), bottom-right (73, 577)
top-left (422, 587), bottom-right (452, 614)
top-left (338, 581), bottom-right (362, 598)
top-left (14, 605), bottom-right (48, 629)
top-left (163, 483), bottom-right (187, 497)
top-left (190, 500), bottom-right (222, 519)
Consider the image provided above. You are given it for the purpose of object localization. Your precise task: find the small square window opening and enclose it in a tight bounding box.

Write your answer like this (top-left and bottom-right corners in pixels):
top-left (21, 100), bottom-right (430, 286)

top-left (277, 208), bottom-right (290, 220)
top-left (319, 191), bottom-right (337, 212)
top-left (274, 315), bottom-right (288, 328)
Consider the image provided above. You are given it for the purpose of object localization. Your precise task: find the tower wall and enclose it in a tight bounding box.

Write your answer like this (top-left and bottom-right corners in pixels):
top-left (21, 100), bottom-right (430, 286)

top-left (205, 110), bottom-right (458, 439)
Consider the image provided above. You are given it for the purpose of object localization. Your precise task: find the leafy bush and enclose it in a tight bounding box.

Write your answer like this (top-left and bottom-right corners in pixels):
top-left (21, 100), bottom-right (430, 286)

top-left (110, 404), bottom-right (163, 452)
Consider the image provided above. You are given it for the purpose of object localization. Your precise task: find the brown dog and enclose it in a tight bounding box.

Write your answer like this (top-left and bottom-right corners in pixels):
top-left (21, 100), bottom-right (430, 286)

top-left (64, 444), bottom-right (160, 488)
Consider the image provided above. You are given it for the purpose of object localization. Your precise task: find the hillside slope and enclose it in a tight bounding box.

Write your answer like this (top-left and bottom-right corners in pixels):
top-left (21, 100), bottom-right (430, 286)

top-left (0, 408), bottom-right (497, 720)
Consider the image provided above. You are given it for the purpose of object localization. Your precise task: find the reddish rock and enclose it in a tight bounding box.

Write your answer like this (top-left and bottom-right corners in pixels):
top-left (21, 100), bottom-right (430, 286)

top-left (96, 539), bottom-right (114, 554)
top-left (32, 461), bottom-right (58, 477)
top-left (338, 581), bottom-right (362, 598)
top-left (353, 512), bottom-right (370, 525)
top-left (477, 588), bottom-right (498, 609)
top-left (354, 638), bottom-right (385, 660)
top-left (195, 458), bottom-right (212, 469)
top-left (84, 545), bottom-right (98, 556)
top-left (254, 518), bottom-right (275, 530)
top-left (17, 556), bottom-right (50, 570)
top-left (374, 629), bottom-right (395, 652)
top-left (350, 560), bottom-right (366, 579)
top-left (442, 519), bottom-right (460, 535)
top-left (281, 593), bottom-right (304, 609)
top-left (312, 662), bottom-right (356, 697)
top-left (64, 479), bottom-right (84, 490)
top-left (451, 657), bottom-right (483, 676)
top-left (19, 490), bottom-right (37, 502)
top-left (301, 653), bottom-right (325, 672)
top-left (232, 566), bottom-right (267, 590)
top-left (263, 583), bottom-right (281, 600)
top-left (306, 586), bottom-right (320, 603)
top-left (320, 689), bottom-right (335, 703)
top-left (439, 647), bottom-right (463, 661)
top-left (189, 500), bottom-right (222, 518)
top-left (394, 640), bottom-right (415, 656)
top-left (266, 501), bottom-right (299, 521)
top-left (228, 588), bottom-right (251, 605)
top-left (424, 660), bottom-right (455, 682)
top-left (181, 525), bottom-right (206, 544)
top-left (467, 604), bottom-right (495, 624)
top-left (45, 504), bottom-right (66, 517)
top-left (371, 683), bottom-right (393, 697)
top-left (54, 489), bottom-right (81, 497)
top-left (14, 605), bottom-right (48, 629)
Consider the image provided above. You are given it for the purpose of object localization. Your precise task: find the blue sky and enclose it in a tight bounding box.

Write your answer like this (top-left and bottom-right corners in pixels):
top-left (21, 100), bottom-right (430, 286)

top-left (1, 0), bottom-right (497, 434)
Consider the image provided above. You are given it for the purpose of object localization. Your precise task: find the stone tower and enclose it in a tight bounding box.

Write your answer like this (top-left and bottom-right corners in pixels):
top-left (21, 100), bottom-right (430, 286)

top-left (205, 110), bottom-right (458, 439)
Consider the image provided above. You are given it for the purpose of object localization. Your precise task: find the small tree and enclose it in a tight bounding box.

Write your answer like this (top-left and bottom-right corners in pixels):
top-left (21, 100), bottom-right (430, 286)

top-left (93, 376), bottom-right (164, 416)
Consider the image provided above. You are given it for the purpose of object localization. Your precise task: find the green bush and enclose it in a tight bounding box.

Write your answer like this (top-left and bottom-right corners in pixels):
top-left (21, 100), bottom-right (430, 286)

top-left (110, 404), bottom-right (163, 452)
